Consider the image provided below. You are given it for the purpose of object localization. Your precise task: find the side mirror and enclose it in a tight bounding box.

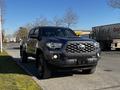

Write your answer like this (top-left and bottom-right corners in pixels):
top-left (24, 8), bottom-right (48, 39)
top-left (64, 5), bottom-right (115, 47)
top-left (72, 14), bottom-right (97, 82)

top-left (30, 35), bottom-right (37, 39)
top-left (38, 36), bottom-right (42, 40)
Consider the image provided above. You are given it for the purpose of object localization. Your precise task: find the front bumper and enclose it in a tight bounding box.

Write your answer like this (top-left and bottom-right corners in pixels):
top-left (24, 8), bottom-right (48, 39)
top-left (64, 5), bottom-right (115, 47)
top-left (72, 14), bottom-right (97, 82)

top-left (44, 50), bottom-right (100, 68)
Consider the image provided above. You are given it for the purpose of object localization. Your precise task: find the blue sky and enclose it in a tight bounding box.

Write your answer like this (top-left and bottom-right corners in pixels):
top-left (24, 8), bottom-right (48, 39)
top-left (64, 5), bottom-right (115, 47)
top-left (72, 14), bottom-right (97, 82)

top-left (4, 0), bottom-right (120, 34)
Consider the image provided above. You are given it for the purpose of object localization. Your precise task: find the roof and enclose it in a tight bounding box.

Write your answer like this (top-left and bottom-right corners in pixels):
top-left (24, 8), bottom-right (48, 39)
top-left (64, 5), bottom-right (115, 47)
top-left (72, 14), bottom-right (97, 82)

top-left (93, 23), bottom-right (120, 28)
top-left (34, 26), bottom-right (71, 30)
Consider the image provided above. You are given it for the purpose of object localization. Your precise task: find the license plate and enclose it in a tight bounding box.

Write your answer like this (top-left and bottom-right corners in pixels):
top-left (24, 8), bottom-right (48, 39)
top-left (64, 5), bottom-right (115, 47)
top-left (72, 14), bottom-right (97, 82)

top-left (68, 59), bottom-right (77, 61)
top-left (78, 60), bottom-right (82, 64)
top-left (87, 58), bottom-right (97, 62)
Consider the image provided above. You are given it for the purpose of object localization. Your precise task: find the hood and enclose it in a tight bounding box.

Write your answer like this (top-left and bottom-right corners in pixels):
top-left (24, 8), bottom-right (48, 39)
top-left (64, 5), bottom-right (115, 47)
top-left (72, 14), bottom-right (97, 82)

top-left (56, 36), bottom-right (94, 41)
top-left (47, 36), bottom-right (95, 43)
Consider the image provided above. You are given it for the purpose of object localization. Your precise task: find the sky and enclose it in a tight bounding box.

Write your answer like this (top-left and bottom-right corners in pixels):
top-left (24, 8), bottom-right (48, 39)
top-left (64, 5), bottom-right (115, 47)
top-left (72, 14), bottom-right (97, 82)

top-left (4, 0), bottom-right (120, 34)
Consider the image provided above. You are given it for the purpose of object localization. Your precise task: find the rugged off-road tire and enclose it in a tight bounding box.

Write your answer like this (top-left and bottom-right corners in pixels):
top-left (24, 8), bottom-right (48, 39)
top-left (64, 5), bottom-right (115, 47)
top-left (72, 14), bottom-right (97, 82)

top-left (20, 48), bottom-right (28, 63)
top-left (82, 67), bottom-right (96, 74)
top-left (36, 54), bottom-right (51, 79)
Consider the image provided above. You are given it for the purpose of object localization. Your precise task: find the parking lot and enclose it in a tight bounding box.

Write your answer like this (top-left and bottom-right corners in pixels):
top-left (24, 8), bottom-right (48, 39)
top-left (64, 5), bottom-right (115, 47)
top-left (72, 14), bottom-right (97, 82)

top-left (5, 43), bottom-right (120, 90)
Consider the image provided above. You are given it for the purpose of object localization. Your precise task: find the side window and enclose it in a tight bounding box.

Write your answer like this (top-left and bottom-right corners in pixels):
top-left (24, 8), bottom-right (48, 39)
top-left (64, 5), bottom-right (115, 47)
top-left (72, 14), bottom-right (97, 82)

top-left (34, 28), bottom-right (39, 37)
top-left (28, 29), bottom-right (34, 38)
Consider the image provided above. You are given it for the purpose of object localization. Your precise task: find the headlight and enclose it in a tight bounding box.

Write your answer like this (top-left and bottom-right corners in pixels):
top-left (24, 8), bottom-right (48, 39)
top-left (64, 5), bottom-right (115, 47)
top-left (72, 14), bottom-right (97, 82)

top-left (94, 42), bottom-right (100, 48)
top-left (46, 42), bottom-right (62, 49)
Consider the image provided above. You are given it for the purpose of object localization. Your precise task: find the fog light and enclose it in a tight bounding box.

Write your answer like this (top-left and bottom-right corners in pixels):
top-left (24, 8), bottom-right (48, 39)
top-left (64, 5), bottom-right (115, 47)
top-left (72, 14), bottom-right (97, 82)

top-left (53, 55), bottom-right (58, 59)
top-left (97, 53), bottom-right (100, 57)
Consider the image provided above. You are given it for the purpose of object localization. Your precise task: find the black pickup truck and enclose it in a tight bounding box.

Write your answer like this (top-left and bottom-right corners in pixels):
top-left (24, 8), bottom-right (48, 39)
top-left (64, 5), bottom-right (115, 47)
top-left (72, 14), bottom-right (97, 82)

top-left (20, 26), bottom-right (101, 78)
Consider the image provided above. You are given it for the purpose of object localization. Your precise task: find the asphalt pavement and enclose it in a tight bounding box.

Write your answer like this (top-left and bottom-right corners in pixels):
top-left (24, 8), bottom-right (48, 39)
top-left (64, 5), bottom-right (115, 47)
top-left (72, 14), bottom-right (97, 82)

top-left (4, 43), bottom-right (120, 90)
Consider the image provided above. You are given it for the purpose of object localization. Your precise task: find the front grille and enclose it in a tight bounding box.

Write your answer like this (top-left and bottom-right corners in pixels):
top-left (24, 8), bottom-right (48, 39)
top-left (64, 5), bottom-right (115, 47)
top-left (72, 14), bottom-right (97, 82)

top-left (65, 41), bottom-right (96, 54)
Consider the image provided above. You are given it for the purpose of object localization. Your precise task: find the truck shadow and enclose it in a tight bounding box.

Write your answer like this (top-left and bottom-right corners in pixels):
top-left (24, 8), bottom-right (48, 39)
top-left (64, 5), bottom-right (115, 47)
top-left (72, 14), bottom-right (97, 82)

top-left (12, 58), bottom-right (86, 79)
top-left (0, 54), bottom-right (90, 79)
top-left (0, 56), bottom-right (28, 75)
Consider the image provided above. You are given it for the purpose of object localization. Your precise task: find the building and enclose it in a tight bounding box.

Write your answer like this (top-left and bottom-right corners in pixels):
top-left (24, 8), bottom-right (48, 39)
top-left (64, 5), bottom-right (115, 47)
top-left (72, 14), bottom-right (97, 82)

top-left (74, 30), bottom-right (91, 36)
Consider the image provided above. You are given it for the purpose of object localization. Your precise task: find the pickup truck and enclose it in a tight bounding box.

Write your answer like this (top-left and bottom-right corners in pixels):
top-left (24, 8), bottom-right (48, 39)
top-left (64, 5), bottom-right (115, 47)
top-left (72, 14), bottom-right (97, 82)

top-left (20, 26), bottom-right (101, 78)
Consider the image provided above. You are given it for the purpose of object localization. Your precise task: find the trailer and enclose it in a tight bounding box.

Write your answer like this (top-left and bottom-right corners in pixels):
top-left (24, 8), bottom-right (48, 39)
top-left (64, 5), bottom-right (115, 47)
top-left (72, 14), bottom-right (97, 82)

top-left (91, 23), bottom-right (120, 50)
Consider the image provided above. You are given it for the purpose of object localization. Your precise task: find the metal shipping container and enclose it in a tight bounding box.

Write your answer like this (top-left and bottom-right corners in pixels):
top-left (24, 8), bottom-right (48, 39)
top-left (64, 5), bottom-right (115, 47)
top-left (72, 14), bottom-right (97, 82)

top-left (92, 23), bottom-right (120, 50)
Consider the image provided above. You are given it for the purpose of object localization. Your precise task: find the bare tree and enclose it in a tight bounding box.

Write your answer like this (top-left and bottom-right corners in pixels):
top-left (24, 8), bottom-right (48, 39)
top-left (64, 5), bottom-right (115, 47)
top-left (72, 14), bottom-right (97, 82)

top-left (52, 16), bottom-right (63, 26)
top-left (34, 17), bottom-right (49, 26)
top-left (25, 23), bottom-right (35, 30)
top-left (108, 0), bottom-right (120, 8)
top-left (63, 8), bottom-right (78, 28)
top-left (0, 0), bottom-right (5, 17)
top-left (15, 27), bottom-right (28, 41)
top-left (14, 17), bottom-right (49, 41)
top-left (0, 0), bottom-right (5, 52)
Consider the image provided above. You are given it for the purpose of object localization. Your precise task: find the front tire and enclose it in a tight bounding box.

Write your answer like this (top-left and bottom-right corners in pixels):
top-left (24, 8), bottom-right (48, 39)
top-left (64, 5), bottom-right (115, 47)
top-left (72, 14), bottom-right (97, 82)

top-left (20, 48), bottom-right (28, 63)
top-left (36, 54), bottom-right (51, 79)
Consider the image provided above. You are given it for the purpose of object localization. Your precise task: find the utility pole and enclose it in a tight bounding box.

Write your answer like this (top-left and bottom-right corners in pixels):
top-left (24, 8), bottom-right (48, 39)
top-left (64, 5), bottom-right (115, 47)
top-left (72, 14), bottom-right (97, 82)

top-left (0, 0), bottom-right (4, 53)
top-left (0, 7), bottom-right (2, 53)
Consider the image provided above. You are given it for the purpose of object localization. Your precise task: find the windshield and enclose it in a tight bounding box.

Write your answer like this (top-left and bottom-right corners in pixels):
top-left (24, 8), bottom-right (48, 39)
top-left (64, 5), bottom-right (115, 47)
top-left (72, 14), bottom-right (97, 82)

top-left (80, 34), bottom-right (90, 38)
top-left (42, 28), bottom-right (76, 37)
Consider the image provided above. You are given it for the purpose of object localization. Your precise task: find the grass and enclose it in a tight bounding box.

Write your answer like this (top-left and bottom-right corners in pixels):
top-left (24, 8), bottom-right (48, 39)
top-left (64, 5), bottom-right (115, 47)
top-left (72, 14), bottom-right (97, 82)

top-left (0, 51), bottom-right (42, 90)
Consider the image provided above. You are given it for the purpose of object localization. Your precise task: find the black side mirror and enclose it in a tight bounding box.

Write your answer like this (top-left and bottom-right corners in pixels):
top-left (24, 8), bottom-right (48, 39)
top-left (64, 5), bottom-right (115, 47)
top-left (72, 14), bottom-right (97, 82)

top-left (30, 35), bottom-right (37, 39)
top-left (38, 36), bottom-right (42, 40)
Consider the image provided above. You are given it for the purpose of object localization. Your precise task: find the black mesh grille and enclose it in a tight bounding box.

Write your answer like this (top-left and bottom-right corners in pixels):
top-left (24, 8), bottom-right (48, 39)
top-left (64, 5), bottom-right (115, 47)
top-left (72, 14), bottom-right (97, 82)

top-left (65, 41), bottom-right (96, 53)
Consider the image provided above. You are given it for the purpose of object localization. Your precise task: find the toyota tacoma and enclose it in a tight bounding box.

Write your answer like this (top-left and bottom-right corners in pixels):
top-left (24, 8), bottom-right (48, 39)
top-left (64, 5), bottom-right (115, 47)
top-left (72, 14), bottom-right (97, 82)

top-left (20, 26), bottom-right (101, 78)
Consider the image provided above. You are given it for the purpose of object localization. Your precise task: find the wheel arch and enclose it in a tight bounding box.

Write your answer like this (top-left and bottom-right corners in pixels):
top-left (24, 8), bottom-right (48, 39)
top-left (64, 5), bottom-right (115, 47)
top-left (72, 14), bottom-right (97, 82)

top-left (36, 48), bottom-right (44, 56)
